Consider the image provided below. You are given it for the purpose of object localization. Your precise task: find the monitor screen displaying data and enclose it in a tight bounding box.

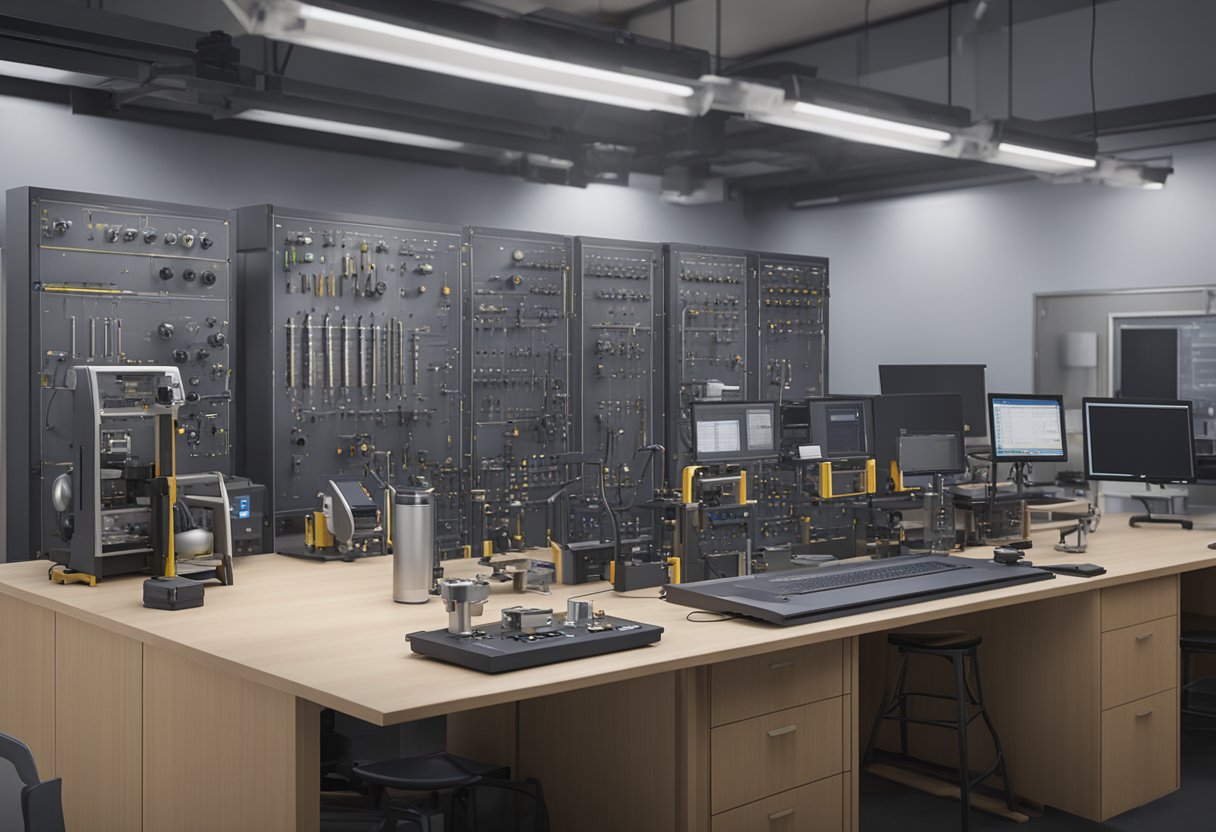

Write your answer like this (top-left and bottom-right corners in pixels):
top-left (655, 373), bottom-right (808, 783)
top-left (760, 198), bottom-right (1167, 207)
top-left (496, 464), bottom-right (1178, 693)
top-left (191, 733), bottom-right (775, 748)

top-left (692, 401), bottom-right (778, 464)
top-left (1082, 398), bottom-right (1195, 484)
top-left (989, 394), bottom-right (1068, 462)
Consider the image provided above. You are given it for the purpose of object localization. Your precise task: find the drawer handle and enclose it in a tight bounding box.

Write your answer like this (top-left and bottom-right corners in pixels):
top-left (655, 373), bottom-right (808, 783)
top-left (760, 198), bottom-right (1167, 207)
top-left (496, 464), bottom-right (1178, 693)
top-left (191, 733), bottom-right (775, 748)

top-left (1135, 708), bottom-right (1155, 719)
top-left (768, 660), bottom-right (795, 671)
top-left (767, 724), bottom-right (798, 738)
top-left (1135, 632), bottom-right (1154, 642)
top-left (768, 808), bottom-right (796, 821)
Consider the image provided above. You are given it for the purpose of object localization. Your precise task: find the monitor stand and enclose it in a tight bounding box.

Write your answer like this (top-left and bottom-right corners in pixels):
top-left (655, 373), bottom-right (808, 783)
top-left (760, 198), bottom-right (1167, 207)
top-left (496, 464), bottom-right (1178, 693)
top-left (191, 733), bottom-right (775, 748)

top-left (1129, 495), bottom-right (1193, 530)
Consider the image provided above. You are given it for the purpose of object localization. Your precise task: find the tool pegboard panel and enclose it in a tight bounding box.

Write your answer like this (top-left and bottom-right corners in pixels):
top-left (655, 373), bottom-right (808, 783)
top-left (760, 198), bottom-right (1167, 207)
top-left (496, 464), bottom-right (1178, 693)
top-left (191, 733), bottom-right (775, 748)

top-left (752, 252), bottom-right (829, 402)
top-left (465, 227), bottom-right (574, 551)
top-left (3, 187), bottom-right (234, 560)
top-left (663, 243), bottom-right (752, 484)
top-left (568, 237), bottom-right (664, 543)
top-left (235, 206), bottom-right (464, 556)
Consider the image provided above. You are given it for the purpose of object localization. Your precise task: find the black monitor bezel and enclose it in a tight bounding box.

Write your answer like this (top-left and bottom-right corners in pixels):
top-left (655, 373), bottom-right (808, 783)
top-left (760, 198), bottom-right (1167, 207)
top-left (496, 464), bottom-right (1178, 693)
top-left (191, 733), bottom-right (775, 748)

top-left (1081, 396), bottom-right (1196, 484)
top-left (878, 363), bottom-right (988, 439)
top-left (987, 392), bottom-right (1069, 463)
top-left (690, 399), bottom-right (780, 464)
top-left (897, 430), bottom-right (966, 476)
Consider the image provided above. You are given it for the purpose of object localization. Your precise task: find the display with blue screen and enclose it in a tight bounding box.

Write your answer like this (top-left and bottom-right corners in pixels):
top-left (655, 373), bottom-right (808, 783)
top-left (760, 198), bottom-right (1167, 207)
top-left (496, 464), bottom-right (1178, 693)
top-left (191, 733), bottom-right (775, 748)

top-left (233, 495), bottom-right (251, 520)
top-left (988, 394), bottom-right (1067, 462)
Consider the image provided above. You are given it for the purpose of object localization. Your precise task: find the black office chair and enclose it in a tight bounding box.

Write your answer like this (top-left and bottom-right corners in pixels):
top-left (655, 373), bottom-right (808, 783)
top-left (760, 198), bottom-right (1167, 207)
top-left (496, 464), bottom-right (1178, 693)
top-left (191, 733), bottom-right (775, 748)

top-left (0, 732), bottom-right (66, 832)
top-left (863, 631), bottom-right (1015, 832)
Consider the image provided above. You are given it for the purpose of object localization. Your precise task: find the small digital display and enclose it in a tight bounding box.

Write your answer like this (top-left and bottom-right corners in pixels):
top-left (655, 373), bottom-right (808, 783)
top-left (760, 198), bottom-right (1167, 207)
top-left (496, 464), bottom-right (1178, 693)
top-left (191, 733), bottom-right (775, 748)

top-left (691, 401), bottom-right (779, 464)
top-left (233, 495), bottom-right (251, 520)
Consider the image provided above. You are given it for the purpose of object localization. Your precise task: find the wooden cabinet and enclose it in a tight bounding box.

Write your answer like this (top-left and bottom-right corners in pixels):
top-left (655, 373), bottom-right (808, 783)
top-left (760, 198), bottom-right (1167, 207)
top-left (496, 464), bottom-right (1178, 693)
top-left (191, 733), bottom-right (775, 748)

top-left (695, 639), bottom-right (855, 831)
top-left (711, 777), bottom-right (845, 832)
top-left (1101, 690), bottom-right (1179, 818)
top-left (1097, 578), bottom-right (1179, 821)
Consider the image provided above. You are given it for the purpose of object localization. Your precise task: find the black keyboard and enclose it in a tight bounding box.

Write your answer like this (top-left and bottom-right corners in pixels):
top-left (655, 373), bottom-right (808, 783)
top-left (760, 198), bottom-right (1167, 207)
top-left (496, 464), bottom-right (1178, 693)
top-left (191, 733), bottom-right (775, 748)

top-left (764, 559), bottom-right (966, 596)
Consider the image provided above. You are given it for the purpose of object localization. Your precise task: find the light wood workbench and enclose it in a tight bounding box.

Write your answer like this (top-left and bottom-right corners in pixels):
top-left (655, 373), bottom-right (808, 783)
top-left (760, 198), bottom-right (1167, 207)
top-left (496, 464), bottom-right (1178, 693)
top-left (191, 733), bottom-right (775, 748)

top-left (2, 516), bottom-right (1216, 831)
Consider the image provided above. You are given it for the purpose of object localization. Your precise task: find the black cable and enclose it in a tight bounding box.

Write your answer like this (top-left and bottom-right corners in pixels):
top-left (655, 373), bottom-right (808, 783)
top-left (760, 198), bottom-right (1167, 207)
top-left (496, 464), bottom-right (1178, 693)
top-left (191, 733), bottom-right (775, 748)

top-left (715, 0), bottom-right (722, 74)
top-left (600, 430), bottom-right (622, 577)
top-left (1007, 0), bottom-right (1014, 118)
top-left (946, 1), bottom-right (953, 107)
top-left (863, 0), bottom-right (872, 81)
top-left (686, 610), bottom-right (739, 622)
top-left (44, 362), bottom-right (64, 430)
top-left (1089, 0), bottom-right (1098, 138)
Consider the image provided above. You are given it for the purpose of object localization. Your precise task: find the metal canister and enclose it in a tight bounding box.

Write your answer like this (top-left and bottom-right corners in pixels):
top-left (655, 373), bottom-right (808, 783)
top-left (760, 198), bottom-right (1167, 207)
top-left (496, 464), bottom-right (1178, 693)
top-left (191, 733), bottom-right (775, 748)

top-left (392, 488), bottom-right (434, 604)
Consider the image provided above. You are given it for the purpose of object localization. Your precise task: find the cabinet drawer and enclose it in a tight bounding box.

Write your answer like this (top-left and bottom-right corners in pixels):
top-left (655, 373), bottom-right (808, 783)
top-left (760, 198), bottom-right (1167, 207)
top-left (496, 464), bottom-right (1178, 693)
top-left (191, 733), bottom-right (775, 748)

top-left (712, 776), bottom-right (844, 832)
top-left (710, 698), bottom-right (845, 814)
top-left (711, 641), bottom-right (843, 727)
top-left (1101, 689), bottom-right (1178, 819)
top-left (1101, 616), bottom-right (1178, 709)
top-left (1101, 577), bottom-right (1177, 632)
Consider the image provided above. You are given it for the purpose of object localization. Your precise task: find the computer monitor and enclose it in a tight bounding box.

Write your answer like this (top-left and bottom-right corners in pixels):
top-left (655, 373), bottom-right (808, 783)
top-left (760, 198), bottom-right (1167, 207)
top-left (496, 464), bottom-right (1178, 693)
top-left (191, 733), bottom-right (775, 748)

top-left (879, 364), bottom-right (988, 438)
top-left (988, 394), bottom-right (1068, 463)
top-left (1082, 398), bottom-right (1196, 484)
top-left (808, 398), bottom-right (871, 460)
top-left (691, 400), bottom-right (779, 464)
top-left (898, 432), bottom-right (966, 476)
top-left (871, 393), bottom-right (966, 476)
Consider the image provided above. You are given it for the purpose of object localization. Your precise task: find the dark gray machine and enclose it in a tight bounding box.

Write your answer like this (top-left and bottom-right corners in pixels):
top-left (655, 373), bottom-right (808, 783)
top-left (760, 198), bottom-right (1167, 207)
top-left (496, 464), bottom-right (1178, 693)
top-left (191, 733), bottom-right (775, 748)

top-left (566, 236), bottom-right (664, 545)
top-left (465, 227), bottom-right (574, 553)
top-left (52, 366), bottom-right (186, 582)
top-left (235, 206), bottom-right (465, 558)
top-left (4, 187), bottom-right (234, 562)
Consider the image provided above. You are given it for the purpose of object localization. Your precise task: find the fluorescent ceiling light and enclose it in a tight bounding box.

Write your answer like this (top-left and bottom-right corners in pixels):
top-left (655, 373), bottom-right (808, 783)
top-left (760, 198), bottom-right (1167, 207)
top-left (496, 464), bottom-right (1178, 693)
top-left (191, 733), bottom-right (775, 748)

top-left (993, 141), bottom-right (1097, 173)
top-left (755, 101), bottom-right (954, 156)
top-left (1142, 182), bottom-right (1165, 190)
top-left (0, 59), bottom-right (107, 87)
top-left (233, 108), bottom-right (518, 161)
top-left (229, 1), bottom-right (703, 115)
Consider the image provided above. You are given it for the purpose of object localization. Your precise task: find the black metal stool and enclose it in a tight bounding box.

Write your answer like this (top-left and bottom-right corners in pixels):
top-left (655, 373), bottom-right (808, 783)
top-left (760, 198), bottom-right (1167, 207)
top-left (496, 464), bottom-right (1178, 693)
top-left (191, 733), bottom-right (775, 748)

top-left (863, 631), bottom-right (1015, 832)
top-left (1181, 631), bottom-right (1216, 720)
top-left (351, 752), bottom-right (509, 832)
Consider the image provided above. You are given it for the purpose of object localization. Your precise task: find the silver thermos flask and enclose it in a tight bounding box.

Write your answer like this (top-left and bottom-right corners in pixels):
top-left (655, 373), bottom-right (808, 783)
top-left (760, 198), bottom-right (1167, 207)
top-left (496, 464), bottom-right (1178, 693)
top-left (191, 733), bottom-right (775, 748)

top-left (393, 488), bottom-right (434, 604)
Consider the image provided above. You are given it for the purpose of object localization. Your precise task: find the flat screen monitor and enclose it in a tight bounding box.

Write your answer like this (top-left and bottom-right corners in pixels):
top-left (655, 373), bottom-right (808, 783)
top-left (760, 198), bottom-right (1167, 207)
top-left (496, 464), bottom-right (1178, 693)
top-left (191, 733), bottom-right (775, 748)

top-left (879, 364), bottom-right (988, 438)
top-left (898, 432), bottom-right (966, 476)
top-left (871, 393), bottom-right (966, 475)
top-left (989, 394), bottom-right (1068, 462)
top-left (809, 399), bottom-right (871, 459)
top-left (691, 401), bottom-right (779, 464)
top-left (1082, 398), bottom-right (1196, 484)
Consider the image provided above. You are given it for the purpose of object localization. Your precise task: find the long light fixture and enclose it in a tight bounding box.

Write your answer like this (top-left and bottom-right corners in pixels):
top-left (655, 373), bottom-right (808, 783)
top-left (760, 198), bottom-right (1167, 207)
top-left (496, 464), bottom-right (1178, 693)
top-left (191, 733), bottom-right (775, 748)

top-left (752, 100), bottom-right (956, 157)
top-left (0, 58), bottom-right (108, 87)
top-left (223, 0), bottom-right (705, 115)
top-left (991, 141), bottom-right (1098, 173)
top-left (231, 108), bottom-right (521, 162)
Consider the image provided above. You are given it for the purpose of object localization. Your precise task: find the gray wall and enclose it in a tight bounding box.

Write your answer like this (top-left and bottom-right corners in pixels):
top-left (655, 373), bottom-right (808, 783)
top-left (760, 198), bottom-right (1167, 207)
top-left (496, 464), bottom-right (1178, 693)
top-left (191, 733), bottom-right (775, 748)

top-left (0, 95), bottom-right (754, 248)
top-left (751, 137), bottom-right (1216, 396)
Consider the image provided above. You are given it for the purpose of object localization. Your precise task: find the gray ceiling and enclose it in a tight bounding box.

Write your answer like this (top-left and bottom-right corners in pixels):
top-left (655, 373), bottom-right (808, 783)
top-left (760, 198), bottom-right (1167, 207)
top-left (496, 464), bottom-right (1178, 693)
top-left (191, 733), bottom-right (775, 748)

top-left (491, 0), bottom-right (947, 60)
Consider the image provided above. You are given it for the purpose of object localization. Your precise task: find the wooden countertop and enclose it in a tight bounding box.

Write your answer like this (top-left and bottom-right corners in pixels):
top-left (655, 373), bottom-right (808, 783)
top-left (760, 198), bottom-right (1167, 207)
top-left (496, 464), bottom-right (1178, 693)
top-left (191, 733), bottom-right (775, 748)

top-left (2, 516), bottom-right (1215, 726)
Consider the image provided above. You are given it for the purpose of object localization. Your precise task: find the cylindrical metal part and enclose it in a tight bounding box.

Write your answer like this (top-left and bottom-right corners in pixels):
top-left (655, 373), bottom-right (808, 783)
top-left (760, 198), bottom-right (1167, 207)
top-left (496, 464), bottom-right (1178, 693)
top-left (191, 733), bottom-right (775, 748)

top-left (393, 489), bottom-right (435, 604)
top-left (567, 598), bottom-right (594, 626)
top-left (440, 578), bottom-right (491, 636)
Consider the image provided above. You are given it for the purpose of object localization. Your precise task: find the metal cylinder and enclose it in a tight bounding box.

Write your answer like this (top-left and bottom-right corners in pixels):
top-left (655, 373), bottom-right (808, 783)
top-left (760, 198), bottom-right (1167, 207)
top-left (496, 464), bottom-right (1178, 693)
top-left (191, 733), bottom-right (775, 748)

top-left (393, 489), bottom-right (435, 603)
top-left (567, 598), bottom-right (594, 627)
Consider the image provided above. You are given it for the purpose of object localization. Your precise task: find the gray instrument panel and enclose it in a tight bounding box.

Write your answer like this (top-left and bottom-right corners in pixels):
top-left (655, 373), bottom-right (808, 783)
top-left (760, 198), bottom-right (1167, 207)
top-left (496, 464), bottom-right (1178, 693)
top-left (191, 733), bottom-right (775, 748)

top-left (466, 227), bottom-right (574, 550)
top-left (664, 244), bottom-right (751, 484)
top-left (235, 207), bottom-right (465, 556)
top-left (570, 237), bottom-right (664, 542)
top-left (3, 187), bottom-right (233, 560)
